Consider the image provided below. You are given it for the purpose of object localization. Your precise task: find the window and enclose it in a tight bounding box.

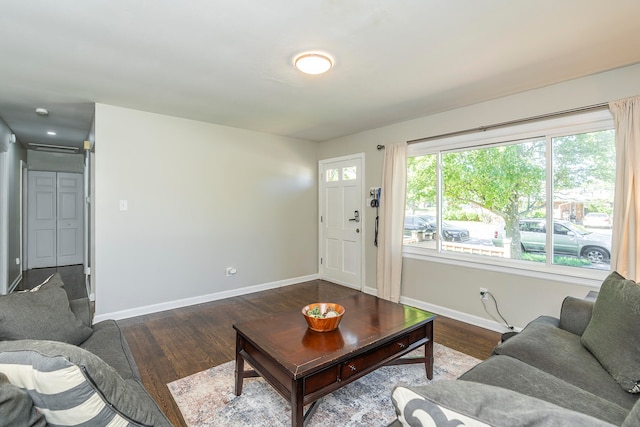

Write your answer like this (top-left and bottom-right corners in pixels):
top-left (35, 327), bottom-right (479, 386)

top-left (405, 110), bottom-right (615, 277)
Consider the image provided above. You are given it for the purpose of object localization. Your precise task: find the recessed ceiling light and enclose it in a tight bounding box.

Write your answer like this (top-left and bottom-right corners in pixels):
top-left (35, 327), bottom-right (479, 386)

top-left (294, 52), bottom-right (333, 75)
top-left (47, 131), bottom-right (56, 136)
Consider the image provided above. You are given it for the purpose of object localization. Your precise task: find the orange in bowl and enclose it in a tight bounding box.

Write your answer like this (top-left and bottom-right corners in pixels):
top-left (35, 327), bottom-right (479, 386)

top-left (301, 303), bottom-right (345, 332)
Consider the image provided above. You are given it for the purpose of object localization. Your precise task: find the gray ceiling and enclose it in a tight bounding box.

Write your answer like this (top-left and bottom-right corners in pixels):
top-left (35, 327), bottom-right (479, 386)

top-left (1, 1), bottom-right (639, 150)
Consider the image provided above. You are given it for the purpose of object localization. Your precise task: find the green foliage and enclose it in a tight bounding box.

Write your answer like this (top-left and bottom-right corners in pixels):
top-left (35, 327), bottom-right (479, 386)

top-left (406, 155), bottom-right (436, 212)
top-left (584, 201), bottom-right (612, 215)
top-left (521, 253), bottom-right (592, 267)
top-left (553, 130), bottom-right (615, 193)
top-left (445, 210), bottom-right (481, 222)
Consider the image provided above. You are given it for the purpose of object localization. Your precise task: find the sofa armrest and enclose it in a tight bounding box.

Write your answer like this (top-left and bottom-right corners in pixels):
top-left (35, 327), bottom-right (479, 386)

top-left (69, 298), bottom-right (93, 328)
top-left (559, 296), bottom-right (593, 336)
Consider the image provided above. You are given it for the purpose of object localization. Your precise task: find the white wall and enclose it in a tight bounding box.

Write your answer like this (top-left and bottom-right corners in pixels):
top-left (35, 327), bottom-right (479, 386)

top-left (319, 63), bottom-right (640, 330)
top-left (28, 151), bottom-right (84, 173)
top-left (0, 120), bottom-right (27, 294)
top-left (94, 104), bottom-right (319, 319)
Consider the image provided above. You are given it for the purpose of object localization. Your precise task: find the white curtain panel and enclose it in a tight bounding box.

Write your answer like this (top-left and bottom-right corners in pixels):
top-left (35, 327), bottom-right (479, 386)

top-left (376, 143), bottom-right (407, 302)
top-left (609, 96), bottom-right (640, 282)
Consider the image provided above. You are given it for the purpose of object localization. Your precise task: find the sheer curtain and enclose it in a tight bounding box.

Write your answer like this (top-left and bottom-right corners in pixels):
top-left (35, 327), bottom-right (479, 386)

top-left (376, 143), bottom-right (407, 302)
top-left (609, 96), bottom-right (640, 282)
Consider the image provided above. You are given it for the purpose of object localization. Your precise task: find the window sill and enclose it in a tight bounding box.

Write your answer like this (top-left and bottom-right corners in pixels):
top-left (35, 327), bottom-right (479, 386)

top-left (402, 245), bottom-right (608, 288)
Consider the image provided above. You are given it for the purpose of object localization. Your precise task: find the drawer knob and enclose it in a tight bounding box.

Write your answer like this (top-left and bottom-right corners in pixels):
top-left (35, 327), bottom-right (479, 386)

top-left (398, 342), bottom-right (406, 348)
top-left (349, 365), bottom-right (357, 371)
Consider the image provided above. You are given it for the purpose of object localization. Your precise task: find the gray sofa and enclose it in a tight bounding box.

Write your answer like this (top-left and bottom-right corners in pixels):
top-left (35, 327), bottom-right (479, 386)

top-left (0, 273), bottom-right (172, 426)
top-left (390, 271), bottom-right (640, 426)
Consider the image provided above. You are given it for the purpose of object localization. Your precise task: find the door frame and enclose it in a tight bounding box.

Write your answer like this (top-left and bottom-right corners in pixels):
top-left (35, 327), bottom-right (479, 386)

top-left (318, 153), bottom-right (366, 291)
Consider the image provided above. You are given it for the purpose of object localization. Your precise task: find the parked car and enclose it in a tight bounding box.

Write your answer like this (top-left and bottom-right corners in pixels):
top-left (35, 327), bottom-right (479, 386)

top-left (404, 215), bottom-right (435, 237)
top-left (518, 219), bottom-right (611, 264)
top-left (419, 215), bottom-right (470, 242)
top-left (583, 212), bottom-right (612, 228)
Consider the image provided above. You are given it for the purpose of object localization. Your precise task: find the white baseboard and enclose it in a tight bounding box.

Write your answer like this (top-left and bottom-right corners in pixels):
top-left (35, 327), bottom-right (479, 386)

top-left (93, 274), bottom-right (319, 323)
top-left (362, 285), bottom-right (377, 296)
top-left (399, 295), bottom-right (520, 333)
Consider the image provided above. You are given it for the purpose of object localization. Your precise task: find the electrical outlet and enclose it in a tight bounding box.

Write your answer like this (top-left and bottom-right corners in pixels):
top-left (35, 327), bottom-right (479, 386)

top-left (479, 287), bottom-right (489, 300)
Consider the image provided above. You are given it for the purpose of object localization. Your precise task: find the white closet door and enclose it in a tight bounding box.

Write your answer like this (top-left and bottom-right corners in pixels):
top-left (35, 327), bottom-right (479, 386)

top-left (27, 171), bottom-right (83, 268)
top-left (56, 173), bottom-right (83, 266)
top-left (28, 171), bottom-right (57, 268)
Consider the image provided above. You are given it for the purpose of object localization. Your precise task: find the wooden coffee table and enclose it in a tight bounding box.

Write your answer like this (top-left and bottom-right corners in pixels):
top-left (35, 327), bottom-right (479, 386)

top-left (233, 292), bottom-right (436, 426)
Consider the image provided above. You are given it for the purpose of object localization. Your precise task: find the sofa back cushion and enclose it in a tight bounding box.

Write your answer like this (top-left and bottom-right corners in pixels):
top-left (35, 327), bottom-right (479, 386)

top-left (0, 273), bottom-right (93, 345)
top-left (581, 271), bottom-right (640, 393)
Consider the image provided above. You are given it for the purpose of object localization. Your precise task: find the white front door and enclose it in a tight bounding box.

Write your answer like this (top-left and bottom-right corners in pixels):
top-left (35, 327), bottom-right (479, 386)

top-left (27, 171), bottom-right (83, 268)
top-left (319, 155), bottom-right (364, 289)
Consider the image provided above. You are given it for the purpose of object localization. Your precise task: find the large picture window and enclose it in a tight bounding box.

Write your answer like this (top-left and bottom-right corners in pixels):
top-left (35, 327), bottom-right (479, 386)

top-left (405, 110), bottom-right (615, 277)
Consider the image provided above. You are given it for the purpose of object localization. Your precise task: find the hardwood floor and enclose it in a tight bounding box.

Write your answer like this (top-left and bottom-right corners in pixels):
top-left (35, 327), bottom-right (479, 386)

top-left (118, 280), bottom-right (501, 427)
top-left (16, 264), bottom-right (87, 300)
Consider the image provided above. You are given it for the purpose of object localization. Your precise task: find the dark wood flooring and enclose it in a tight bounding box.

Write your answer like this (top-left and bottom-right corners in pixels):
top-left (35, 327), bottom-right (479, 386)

top-left (16, 264), bottom-right (87, 300)
top-left (118, 280), bottom-right (502, 427)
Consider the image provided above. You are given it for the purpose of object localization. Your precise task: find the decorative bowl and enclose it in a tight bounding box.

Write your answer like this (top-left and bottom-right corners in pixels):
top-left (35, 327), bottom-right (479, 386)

top-left (301, 302), bottom-right (345, 332)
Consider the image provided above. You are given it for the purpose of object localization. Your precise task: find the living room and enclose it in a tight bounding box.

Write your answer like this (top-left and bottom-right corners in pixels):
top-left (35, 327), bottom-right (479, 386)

top-left (1, 2), bottom-right (640, 426)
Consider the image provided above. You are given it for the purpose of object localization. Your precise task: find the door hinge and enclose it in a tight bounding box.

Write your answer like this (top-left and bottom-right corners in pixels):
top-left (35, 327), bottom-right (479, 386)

top-left (320, 257), bottom-right (323, 265)
top-left (320, 215), bottom-right (323, 223)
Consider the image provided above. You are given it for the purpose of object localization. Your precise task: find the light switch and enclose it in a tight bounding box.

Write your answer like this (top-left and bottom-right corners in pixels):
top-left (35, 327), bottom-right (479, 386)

top-left (119, 200), bottom-right (128, 211)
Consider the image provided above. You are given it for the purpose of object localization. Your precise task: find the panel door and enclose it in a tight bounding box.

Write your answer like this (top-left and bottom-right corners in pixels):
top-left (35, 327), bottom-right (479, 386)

top-left (320, 156), bottom-right (363, 289)
top-left (27, 171), bottom-right (57, 268)
top-left (27, 171), bottom-right (84, 268)
top-left (56, 173), bottom-right (83, 266)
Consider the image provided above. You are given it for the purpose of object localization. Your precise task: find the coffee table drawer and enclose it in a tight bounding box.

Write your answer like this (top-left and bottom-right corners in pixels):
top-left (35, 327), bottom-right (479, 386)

top-left (340, 336), bottom-right (410, 380)
top-left (305, 365), bottom-right (340, 394)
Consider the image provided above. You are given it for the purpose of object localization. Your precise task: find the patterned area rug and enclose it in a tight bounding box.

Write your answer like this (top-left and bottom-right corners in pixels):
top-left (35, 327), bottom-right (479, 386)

top-left (168, 343), bottom-right (480, 427)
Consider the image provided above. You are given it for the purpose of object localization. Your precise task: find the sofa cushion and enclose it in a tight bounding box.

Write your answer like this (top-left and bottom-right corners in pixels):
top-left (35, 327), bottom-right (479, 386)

top-left (392, 385), bottom-right (490, 427)
top-left (0, 339), bottom-right (169, 426)
top-left (0, 372), bottom-right (46, 426)
top-left (392, 381), bottom-right (616, 427)
top-left (79, 320), bottom-right (141, 380)
top-left (559, 296), bottom-right (594, 336)
top-left (0, 274), bottom-right (93, 345)
top-left (623, 398), bottom-right (640, 427)
top-left (581, 271), bottom-right (640, 393)
top-left (459, 355), bottom-right (630, 425)
top-left (494, 315), bottom-right (638, 410)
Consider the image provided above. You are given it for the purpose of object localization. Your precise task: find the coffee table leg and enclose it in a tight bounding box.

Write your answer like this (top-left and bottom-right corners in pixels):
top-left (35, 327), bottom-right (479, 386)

top-left (235, 334), bottom-right (245, 396)
top-left (425, 322), bottom-right (434, 380)
top-left (291, 379), bottom-right (304, 427)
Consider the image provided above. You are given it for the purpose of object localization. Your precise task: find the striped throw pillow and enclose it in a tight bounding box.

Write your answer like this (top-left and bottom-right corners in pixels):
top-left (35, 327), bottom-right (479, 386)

top-left (0, 340), bottom-right (160, 426)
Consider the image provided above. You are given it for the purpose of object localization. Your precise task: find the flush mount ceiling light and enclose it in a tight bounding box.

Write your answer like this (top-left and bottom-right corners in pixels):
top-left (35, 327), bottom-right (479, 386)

top-left (35, 107), bottom-right (49, 116)
top-left (294, 52), bottom-right (333, 75)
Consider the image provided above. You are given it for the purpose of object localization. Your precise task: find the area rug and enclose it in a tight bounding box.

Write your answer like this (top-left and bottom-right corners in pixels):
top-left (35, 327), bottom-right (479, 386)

top-left (168, 343), bottom-right (480, 427)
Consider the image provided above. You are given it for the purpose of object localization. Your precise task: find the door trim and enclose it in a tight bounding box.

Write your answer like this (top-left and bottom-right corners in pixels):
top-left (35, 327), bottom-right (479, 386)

top-left (318, 153), bottom-right (365, 291)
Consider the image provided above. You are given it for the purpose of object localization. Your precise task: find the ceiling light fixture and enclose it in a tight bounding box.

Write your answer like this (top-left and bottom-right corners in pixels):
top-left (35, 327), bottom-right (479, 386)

top-left (47, 131), bottom-right (56, 136)
top-left (35, 108), bottom-right (49, 116)
top-left (294, 52), bottom-right (333, 75)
